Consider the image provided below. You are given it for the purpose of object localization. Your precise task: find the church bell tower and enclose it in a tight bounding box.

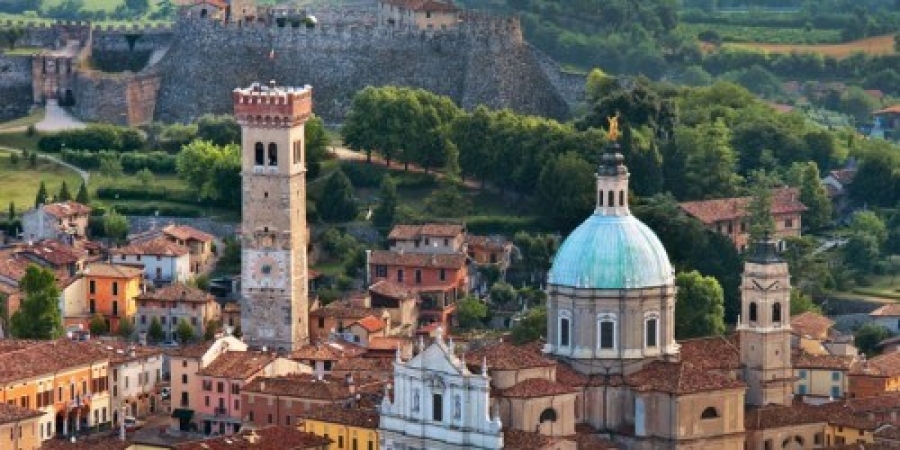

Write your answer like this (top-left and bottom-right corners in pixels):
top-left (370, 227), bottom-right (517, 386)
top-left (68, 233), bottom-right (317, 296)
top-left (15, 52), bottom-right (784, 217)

top-left (235, 81), bottom-right (311, 351)
top-left (738, 236), bottom-right (794, 406)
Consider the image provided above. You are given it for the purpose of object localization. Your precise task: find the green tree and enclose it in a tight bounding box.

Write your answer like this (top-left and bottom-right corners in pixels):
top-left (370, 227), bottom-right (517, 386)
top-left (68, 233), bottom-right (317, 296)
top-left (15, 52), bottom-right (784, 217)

top-left (850, 211), bottom-right (888, 248)
top-left (586, 68), bottom-right (617, 102)
top-left (99, 154), bottom-right (124, 178)
top-left (843, 233), bottom-right (881, 272)
top-left (89, 314), bottom-right (109, 336)
top-left (790, 290), bottom-right (821, 315)
top-left (839, 87), bottom-right (880, 123)
top-left (511, 307), bottom-right (547, 344)
top-left (319, 170), bottom-right (358, 222)
top-left (176, 319), bottom-right (195, 343)
top-left (537, 151), bottom-right (594, 231)
top-left (204, 319), bottom-right (220, 341)
top-left (678, 120), bottom-right (741, 200)
top-left (148, 317), bottom-right (164, 343)
top-left (117, 317), bottom-right (134, 339)
top-left (136, 168), bottom-right (155, 187)
top-left (7, 202), bottom-right (14, 221)
top-left (850, 141), bottom-right (900, 207)
top-left (10, 265), bottom-right (63, 339)
top-left (674, 270), bottom-right (725, 339)
top-left (457, 296), bottom-right (488, 330)
top-left (854, 323), bottom-right (893, 356)
top-left (0, 27), bottom-right (25, 50)
top-left (371, 175), bottom-right (398, 229)
top-left (795, 162), bottom-right (832, 231)
top-left (34, 181), bottom-right (48, 207)
top-left (176, 140), bottom-right (241, 204)
top-left (103, 208), bottom-right (129, 244)
top-left (196, 114), bottom-right (240, 146)
top-left (57, 181), bottom-right (72, 202)
top-left (75, 181), bottom-right (89, 204)
top-left (489, 282), bottom-right (517, 306)
top-left (305, 116), bottom-right (330, 179)
top-left (124, 0), bottom-right (149, 14)
top-left (747, 171), bottom-right (776, 241)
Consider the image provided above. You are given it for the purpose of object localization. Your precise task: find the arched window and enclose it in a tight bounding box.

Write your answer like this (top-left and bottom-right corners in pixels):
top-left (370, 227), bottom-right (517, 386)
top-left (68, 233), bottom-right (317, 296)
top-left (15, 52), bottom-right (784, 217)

top-left (619, 190), bottom-right (625, 206)
top-left (539, 408), bottom-right (557, 423)
top-left (598, 190), bottom-right (604, 207)
top-left (773, 303), bottom-right (782, 323)
top-left (749, 302), bottom-right (758, 322)
top-left (268, 143), bottom-right (278, 166)
top-left (254, 143), bottom-right (264, 166)
top-left (558, 310), bottom-right (572, 348)
top-left (701, 407), bottom-right (719, 419)
top-left (607, 191), bottom-right (615, 208)
top-left (645, 315), bottom-right (658, 348)
top-left (597, 313), bottom-right (616, 350)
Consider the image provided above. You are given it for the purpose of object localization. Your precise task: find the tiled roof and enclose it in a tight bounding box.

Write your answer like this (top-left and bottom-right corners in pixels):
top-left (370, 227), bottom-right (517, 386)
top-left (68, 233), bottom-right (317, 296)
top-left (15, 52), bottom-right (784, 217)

top-left (41, 201), bottom-right (91, 218)
top-left (828, 168), bottom-right (857, 185)
top-left (465, 234), bottom-right (511, 251)
top-left (163, 224), bottom-right (215, 242)
top-left (331, 357), bottom-right (393, 374)
top-left (0, 402), bottom-right (42, 425)
top-left (0, 339), bottom-right (109, 383)
top-left (553, 361), bottom-right (625, 387)
top-left (679, 334), bottom-right (742, 371)
top-left (793, 351), bottom-right (855, 370)
top-left (679, 187), bottom-right (807, 224)
top-left (368, 280), bottom-right (414, 299)
top-left (84, 262), bottom-right (144, 279)
top-left (173, 426), bottom-right (332, 450)
top-left (198, 350), bottom-right (277, 379)
top-left (223, 302), bottom-right (241, 313)
top-left (243, 375), bottom-right (352, 401)
top-left (111, 236), bottom-right (189, 257)
top-left (388, 223), bottom-right (463, 240)
top-left (19, 239), bottom-right (86, 266)
top-left (503, 429), bottom-right (556, 449)
top-left (790, 311), bottom-right (835, 338)
top-left (309, 301), bottom-right (382, 320)
top-left (296, 404), bottom-right (379, 429)
top-left (169, 341), bottom-right (215, 359)
top-left (291, 341), bottom-right (366, 361)
top-left (500, 378), bottom-right (576, 398)
top-left (96, 341), bottom-right (163, 365)
top-left (367, 336), bottom-right (410, 351)
top-left (465, 342), bottom-right (555, 371)
top-left (874, 104), bottom-right (900, 115)
top-left (744, 404), bottom-right (826, 430)
top-left (354, 315), bottom-right (385, 333)
top-left (870, 304), bottom-right (900, 317)
top-left (0, 254), bottom-right (28, 280)
top-left (874, 424), bottom-right (900, 441)
top-left (41, 436), bottom-right (131, 450)
top-left (369, 250), bottom-right (466, 269)
top-left (627, 361), bottom-right (745, 395)
top-left (853, 351), bottom-right (900, 377)
top-left (136, 283), bottom-right (212, 303)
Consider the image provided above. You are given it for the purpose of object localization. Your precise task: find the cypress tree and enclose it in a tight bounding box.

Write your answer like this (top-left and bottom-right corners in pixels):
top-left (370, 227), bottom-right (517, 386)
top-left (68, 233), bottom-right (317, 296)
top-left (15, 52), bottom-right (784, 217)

top-left (57, 181), bottom-right (72, 201)
top-left (75, 181), bottom-right (90, 204)
top-left (34, 181), bottom-right (48, 207)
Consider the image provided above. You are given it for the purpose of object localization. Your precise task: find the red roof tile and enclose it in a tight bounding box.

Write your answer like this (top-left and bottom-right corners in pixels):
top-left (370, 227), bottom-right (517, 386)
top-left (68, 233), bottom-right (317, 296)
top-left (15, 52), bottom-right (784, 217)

top-left (0, 402), bottom-right (42, 425)
top-left (679, 188), bottom-right (806, 224)
top-left (354, 315), bottom-right (385, 333)
top-left (136, 283), bottom-right (213, 303)
top-left (679, 334), bottom-right (742, 371)
top-left (792, 351), bottom-right (855, 370)
top-left (18, 239), bottom-right (87, 267)
top-left (627, 361), bottom-right (745, 395)
top-left (243, 375), bottom-right (352, 401)
top-left (173, 426), bottom-right (331, 450)
top-left (874, 104), bottom-right (900, 115)
top-left (111, 236), bottom-right (189, 257)
top-left (163, 224), bottom-right (215, 243)
top-left (388, 223), bottom-right (464, 240)
top-left (84, 262), bottom-right (144, 279)
top-left (853, 351), bottom-right (900, 377)
top-left (198, 351), bottom-right (278, 379)
top-left (870, 304), bottom-right (900, 317)
top-left (368, 280), bottom-right (415, 299)
top-left (309, 302), bottom-right (383, 320)
top-left (41, 201), bottom-right (91, 218)
top-left (790, 311), bottom-right (835, 339)
top-left (501, 378), bottom-right (576, 398)
top-left (297, 404), bottom-right (379, 429)
top-left (828, 169), bottom-right (857, 185)
top-left (369, 250), bottom-right (466, 269)
top-left (465, 342), bottom-right (555, 371)
top-left (291, 341), bottom-right (366, 361)
top-left (0, 339), bottom-right (109, 383)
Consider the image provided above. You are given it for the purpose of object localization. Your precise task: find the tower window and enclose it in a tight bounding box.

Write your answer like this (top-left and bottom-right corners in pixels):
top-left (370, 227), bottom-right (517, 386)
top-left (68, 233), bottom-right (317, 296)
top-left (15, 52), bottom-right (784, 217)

top-left (598, 190), bottom-right (603, 207)
top-left (607, 191), bottom-right (614, 208)
top-left (749, 302), bottom-right (758, 322)
top-left (619, 190), bottom-right (625, 206)
top-left (599, 316), bottom-right (615, 350)
top-left (645, 316), bottom-right (658, 348)
top-left (255, 143), bottom-right (264, 166)
top-left (539, 408), bottom-right (557, 423)
top-left (701, 407), bottom-right (719, 419)
top-left (559, 313), bottom-right (571, 348)
top-left (293, 140), bottom-right (302, 165)
top-left (268, 143), bottom-right (278, 166)
top-left (432, 393), bottom-right (443, 422)
top-left (773, 302), bottom-right (782, 323)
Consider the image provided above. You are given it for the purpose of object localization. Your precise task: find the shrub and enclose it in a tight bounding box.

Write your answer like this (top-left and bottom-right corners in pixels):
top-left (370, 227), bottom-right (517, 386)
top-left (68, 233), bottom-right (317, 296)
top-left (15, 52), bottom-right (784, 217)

top-left (465, 215), bottom-right (544, 235)
top-left (341, 162), bottom-right (385, 188)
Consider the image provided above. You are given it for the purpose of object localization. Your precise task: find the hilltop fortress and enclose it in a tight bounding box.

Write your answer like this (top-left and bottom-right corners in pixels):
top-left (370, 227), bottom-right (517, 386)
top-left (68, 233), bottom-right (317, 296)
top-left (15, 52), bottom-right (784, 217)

top-left (0, 1), bottom-right (585, 125)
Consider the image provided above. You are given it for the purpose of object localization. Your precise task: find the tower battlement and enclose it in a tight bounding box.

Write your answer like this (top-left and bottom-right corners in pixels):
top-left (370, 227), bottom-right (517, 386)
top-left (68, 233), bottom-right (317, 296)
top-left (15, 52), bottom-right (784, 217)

top-left (233, 81), bottom-right (313, 127)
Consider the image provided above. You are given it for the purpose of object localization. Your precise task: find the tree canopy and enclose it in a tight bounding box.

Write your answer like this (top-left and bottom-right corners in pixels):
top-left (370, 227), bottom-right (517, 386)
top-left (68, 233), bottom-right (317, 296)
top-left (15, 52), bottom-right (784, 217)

top-left (10, 266), bottom-right (63, 339)
top-left (674, 270), bottom-right (726, 339)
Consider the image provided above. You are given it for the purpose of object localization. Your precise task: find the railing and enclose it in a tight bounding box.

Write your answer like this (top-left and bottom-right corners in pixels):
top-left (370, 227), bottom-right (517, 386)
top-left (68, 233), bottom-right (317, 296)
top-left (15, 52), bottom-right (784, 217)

top-left (214, 407), bottom-right (228, 416)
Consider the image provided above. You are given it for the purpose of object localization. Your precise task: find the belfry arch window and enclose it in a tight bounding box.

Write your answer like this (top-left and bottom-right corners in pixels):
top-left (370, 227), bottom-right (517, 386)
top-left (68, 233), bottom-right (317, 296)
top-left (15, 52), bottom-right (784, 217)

top-left (749, 302), bottom-right (758, 322)
top-left (558, 310), bottom-right (572, 348)
top-left (254, 143), bottom-right (264, 166)
top-left (773, 302), bottom-right (782, 323)
top-left (598, 190), bottom-right (603, 207)
top-left (597, 313), bottom-right (616, 350)
top-left (268, 143), bottom-right (278, 166)
top-left (644, 313), bottom-right (659, 348)
top-left (701, 407), bottom-right (719, 419)
top-left (607, 191), bottom-right (615, 208)
top-left (619, 190), bottom-right (625, 206)
top-left (539, 408), bottom-right (557, 423)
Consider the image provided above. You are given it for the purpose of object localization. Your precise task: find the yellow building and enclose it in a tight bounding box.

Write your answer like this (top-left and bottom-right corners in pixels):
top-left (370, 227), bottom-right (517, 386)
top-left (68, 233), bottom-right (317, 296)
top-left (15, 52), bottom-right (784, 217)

top-left (825, 415), bottom-right (877, 446)
top-left (379, 0), bottom-right (460, 30)
top-left (299, 404), bottom-right (380, 450)
top-left (793, 351), bottom-right (855, 401)
top-left (83, 263), bottom-right (144, 333)
top-left (0, 402), bottom-right (43, 450)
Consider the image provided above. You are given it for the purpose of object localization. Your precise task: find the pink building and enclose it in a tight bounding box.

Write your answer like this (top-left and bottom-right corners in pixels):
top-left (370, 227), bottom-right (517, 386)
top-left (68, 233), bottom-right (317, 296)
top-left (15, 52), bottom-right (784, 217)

top-left (195, 350), bottom-right (308, 436)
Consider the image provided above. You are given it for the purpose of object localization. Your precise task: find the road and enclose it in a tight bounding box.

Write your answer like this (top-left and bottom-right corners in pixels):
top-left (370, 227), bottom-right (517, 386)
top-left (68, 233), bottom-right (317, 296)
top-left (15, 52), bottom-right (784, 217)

top-left (35, 99), bottom-right (86, 132)
top-left (331, 146), bottom-right (490, 192)
top-left (0, 145), bottom-right (91, 185)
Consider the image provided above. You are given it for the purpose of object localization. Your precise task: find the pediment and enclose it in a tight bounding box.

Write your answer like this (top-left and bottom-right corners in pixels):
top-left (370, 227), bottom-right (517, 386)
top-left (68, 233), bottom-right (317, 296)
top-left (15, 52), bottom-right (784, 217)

top-left (405, 342), bottom-right (465, 375)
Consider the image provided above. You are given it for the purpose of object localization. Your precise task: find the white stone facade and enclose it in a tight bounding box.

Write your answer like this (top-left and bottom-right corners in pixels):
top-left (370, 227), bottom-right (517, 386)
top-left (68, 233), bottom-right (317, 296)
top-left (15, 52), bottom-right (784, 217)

top-left (115, 252), bottom-right (191, 284)
top-left (110, 350), bottom-right (164, 420)
top-left (379, 331), bottom-right (503, 450)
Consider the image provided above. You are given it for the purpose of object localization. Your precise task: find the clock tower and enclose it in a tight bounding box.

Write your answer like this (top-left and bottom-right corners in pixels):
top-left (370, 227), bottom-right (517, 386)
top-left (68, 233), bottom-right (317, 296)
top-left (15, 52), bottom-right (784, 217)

top-left (235, 81), bottom-right (312, 351)
top-left (738, 236), bottom-right (794, 406)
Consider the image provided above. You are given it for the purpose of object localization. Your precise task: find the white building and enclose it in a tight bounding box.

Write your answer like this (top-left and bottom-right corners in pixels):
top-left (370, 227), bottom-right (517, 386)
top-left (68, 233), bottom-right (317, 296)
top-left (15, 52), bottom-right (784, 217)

top-left (379, 328), bottom-right (503, 450)
top-left (111, 236), bottom-right (191, 284)
top-left (870, 304), bottom-right (900, 334)
top-left (21, 201), bottom-right (91, 242)
top-left (103, 344), bottom-right (164, 424)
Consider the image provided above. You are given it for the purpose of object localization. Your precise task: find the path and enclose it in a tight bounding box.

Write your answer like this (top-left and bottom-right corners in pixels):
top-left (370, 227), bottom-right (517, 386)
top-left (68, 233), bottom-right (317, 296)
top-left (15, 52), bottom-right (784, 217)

top-left (35, 99), bottom-right (86, 132)
top-left (331, 146), bottom-right (492, 192)
top-left (0, 145), bottom-right (90, 185)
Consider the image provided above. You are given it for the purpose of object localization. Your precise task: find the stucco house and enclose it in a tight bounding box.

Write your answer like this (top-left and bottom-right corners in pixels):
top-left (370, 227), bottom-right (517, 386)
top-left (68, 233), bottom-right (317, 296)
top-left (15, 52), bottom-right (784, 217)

top-left (869, 304), bottom-right (900, 334)
top-left (21, 201), bottom-right (91, 242)
top-left (378, 0), bottom-right (460, 30)
top-left (134, 283), bottom-right (221, 343)
top-left (111, 236), bottom-right (191, 285)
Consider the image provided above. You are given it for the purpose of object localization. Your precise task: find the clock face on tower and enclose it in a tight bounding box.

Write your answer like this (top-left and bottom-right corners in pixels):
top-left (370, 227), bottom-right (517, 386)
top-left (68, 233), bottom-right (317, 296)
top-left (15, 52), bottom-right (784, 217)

top-left (245, 250), bottom-right (288, 289)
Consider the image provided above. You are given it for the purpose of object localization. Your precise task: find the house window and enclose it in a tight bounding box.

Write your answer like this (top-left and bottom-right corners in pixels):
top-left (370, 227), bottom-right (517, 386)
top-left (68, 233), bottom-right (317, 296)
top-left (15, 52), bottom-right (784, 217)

top-left (749, 302), bottom-right (758, 322)
top-left (318, 317), bottom-right (325, 328)
top-left (234, 399), bottom-right (240, 410)
top-left (439, 269), bottom-right (446, 281)
top-left (799, 370), bottom-right (807, 379)
top-left (293, 140), bottom-right (302, 165)
top-left (414, 270), bottom-right (422, 284)
top-left (204, 396), bottom-right (209, 406)
top-left (558, 310), bottom-right (572, 348)
top-left (701, 407), bottom-right (719, 419)
top-left (645, 315), bottom-right (658, 348)
top-left (432, 393), bottom-right (443, 422)
top-left (217, 382), bottom-right (224, 393)
top-left (831, 386), bottom-right (841, 398)
top-left (90, 299), bottom-right (96, 314)
top-left (598, 314), bottom-right (616, 350)
top-left (397, 269), bottom-right (404, 283)
top-left (268, 143), bottom-right (278, 166)
top-left (832, 371), bottom-right (841, 381)
top-left (814, 433), bottom-right (823, 445)
top-left (112, 301), bottom-right (118, 317)
top-left (182, 374), bottom-right (188, 384)
top-left (375, 265), bottom-right (387, 278)
top-left (798, 385), bottom-right (807, 395)
top-left (773, 303), bottom-right (782, 323)
top-left (89, 280), bottom-right (96, 294)
top-left (785, 219), bottom-right (793, 228)
top-left (443, 238), bottom-right (449, 246)
top-left (339, 436), bottom-right (344, 448)
top-left (255, 143), bottom-right (264, 165)
top-left (140, 315), bottom-right (146, 325)
top-left (727, 222), bottom-right (733, 234)
top-left (231, 384), bottom-right (240, 395)
top-left (112, 282), bottom-right (118, 296)
top-left (607, 191), bottom-right (614, 208)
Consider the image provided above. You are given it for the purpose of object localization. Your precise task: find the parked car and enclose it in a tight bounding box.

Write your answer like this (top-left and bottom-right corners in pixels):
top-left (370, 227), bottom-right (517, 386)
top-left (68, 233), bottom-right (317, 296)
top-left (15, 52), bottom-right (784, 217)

top-left (124, 416), bottom-right (143, 432)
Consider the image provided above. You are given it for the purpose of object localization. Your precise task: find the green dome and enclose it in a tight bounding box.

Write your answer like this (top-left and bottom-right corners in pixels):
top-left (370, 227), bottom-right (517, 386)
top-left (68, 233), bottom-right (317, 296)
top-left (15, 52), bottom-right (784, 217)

top-left (549, 213), bottom-right (674, 289)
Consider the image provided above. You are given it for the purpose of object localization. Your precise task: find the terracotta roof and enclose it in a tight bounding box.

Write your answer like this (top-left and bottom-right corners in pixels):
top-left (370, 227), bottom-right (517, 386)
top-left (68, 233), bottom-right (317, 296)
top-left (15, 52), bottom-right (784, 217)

top-left (465, 234), bottom-right (511, 251)
top-left (243, 375), bottom-right (352, 401)
top-left (828, 169), bottom-right (857, 185)
top-left (465, 342), bottom-right (555, 371)
top-left (84, 262), bottom-right (144, 279)
top-left (367, 336), bottom-right (411, 351)
top-left (223, 302), bottom-right (241, 313)
top-left (297, 404), bottom-right (379, 429)
top-left (388, 223), bottom-right (463, 240)
top-left (0, 254), bottom-right (28, 281)
top-left (111, 236), bottom-right (189, 257)
top-left (679, 187), bottom-right (807, 224)
top-left (291, 341), bottom-right (366, 361)
top-left (309, 301), bottom-right (383, 320)
top-left (627, 361), bottom-right (745, 395)
top-left (136, 283), bottom-right (213, 303)
top-left (368, 280), bottom-right (415, 299)
top-left (353, 315), bottom-right (385, 333)
top-left (198, 350), bottom-right (277, 379)
top-left (874, 105), bottom-right (900, 115)
top-left (18, 239), bottom-right (86, 266)
top-left (744, 404), bottom-right (826, 430)
top-left (186, 0), bottom-right (227, 9)
top-left (163, 224), bottom-right (215, 243)
top-left (553, 361), bottom-right (625, 387)
top-left (501, 378), bottom-right (576, 398)
top-left (97, 341), bottom-right (163, 365)
top-left (41, 436), bottom-right (131, 450)
top-left (853, 351), bottom-right (900, 377)
top-left (0, 339), bottom-right (109, 383)
top-left (331, 357), bottom-right (393, 375)
top-left (793, 351), bottom-right (855, 370)
top-left (369, 250), bottom-right (466, 269)
top-left (790, 311), bottom-right (835, 338)
top-left (679, 334), bottom-right (741, 371)
top-left (874, 424), bottom-right (900, 441)
top-left (41, 201), bottom-right (91, 218)
top-left (870, 304), bottom-right (900, 317)
top-left (173, 426), bottom-right (331, 450)
top-left (0, 402), bottom-right (42, 425)
top-left (169, 341), bottom-right (216, 359)
top-left (503, 429), bottom-right (556, 449)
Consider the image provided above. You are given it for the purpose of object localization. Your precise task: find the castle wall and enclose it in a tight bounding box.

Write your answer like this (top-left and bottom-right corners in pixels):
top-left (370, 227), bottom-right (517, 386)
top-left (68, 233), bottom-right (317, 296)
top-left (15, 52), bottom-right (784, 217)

top-left (0, 54), bottom-right (34, 121)
top-left (73, 69), bottom-right (161, 126)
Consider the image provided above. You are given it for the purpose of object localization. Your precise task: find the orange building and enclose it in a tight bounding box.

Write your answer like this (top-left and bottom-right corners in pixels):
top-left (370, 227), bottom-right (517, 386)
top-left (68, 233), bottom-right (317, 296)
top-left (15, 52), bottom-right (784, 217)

top-left (82, 263), bottom-right (144, 333)
top-left (0, 403), bottom-right (43, 450)
top-left (848, 351), bottom-right (900, 398)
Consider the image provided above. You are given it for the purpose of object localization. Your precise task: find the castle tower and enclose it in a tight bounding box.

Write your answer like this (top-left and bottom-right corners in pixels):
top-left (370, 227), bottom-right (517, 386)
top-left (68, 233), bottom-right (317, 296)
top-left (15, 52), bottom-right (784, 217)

top-left (235, 81), bottom-right (312, 351)
top-left (738, 236), bottom-right (794, 406)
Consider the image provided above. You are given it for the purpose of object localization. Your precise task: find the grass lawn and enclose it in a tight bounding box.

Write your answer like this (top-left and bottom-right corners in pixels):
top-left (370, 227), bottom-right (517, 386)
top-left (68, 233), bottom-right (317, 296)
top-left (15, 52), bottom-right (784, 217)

top-left (41, 0), bottom-right (168, 13)
top-left (725, 33), bottom-right (897, 60)
top-left (0, 131), bottom-right (42, 152)
top-left (1, 46), bottom-right (46, 56)
top-left (0, 150), bottom-right (83, 216)
top-left (310, 260), bottom-right (344, 277)
top-left (0, 109), bottom-right (46, 131)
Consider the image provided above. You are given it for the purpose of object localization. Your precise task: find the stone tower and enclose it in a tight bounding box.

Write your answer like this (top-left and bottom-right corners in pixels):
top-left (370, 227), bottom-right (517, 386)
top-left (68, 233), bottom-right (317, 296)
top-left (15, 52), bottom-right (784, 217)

top-left (235, 81), bottom-right (311, 351)
top-left (738, 237), bottom-right (794, 406)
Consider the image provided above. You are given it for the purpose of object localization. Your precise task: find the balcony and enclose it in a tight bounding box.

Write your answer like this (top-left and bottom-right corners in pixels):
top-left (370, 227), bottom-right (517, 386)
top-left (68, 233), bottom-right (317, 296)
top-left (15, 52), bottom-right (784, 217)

top-left (214, 407), bottom-right (229, 416)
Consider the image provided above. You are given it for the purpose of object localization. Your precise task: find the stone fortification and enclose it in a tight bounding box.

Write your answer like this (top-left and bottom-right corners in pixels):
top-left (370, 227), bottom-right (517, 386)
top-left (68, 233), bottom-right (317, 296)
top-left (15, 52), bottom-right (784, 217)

top-left (73, 69), bottom-right (161, 126)
top-left (155, 16), bottom-right (574, 123)
top-left (0, 54), bottom-right (33, 121)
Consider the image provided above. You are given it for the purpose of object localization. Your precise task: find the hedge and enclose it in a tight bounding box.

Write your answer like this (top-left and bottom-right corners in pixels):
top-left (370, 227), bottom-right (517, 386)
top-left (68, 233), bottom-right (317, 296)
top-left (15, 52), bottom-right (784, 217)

top-left (95, 186), bottom-right (195, 204)
top-left (106, 203), bottom-right (204, 217)
top-left (61, 149), bottom-right (177, 174)
top-left (464, 215), bottom-right (545, 235)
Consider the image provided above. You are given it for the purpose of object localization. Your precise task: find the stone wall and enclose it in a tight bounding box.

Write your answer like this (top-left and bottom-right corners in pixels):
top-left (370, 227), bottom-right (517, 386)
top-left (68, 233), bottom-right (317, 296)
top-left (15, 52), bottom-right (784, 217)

top-left (154, 17), bottom-right (573, 123)
top-left (73, 69), bottom-right (162, 126)
top-left (0, 54), bottom-right (33, 121)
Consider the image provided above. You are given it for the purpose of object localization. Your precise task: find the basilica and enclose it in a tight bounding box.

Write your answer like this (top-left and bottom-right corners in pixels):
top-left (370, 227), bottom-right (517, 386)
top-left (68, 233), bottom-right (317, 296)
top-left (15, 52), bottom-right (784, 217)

top-left (378, 135), bottom-right (807, 449)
